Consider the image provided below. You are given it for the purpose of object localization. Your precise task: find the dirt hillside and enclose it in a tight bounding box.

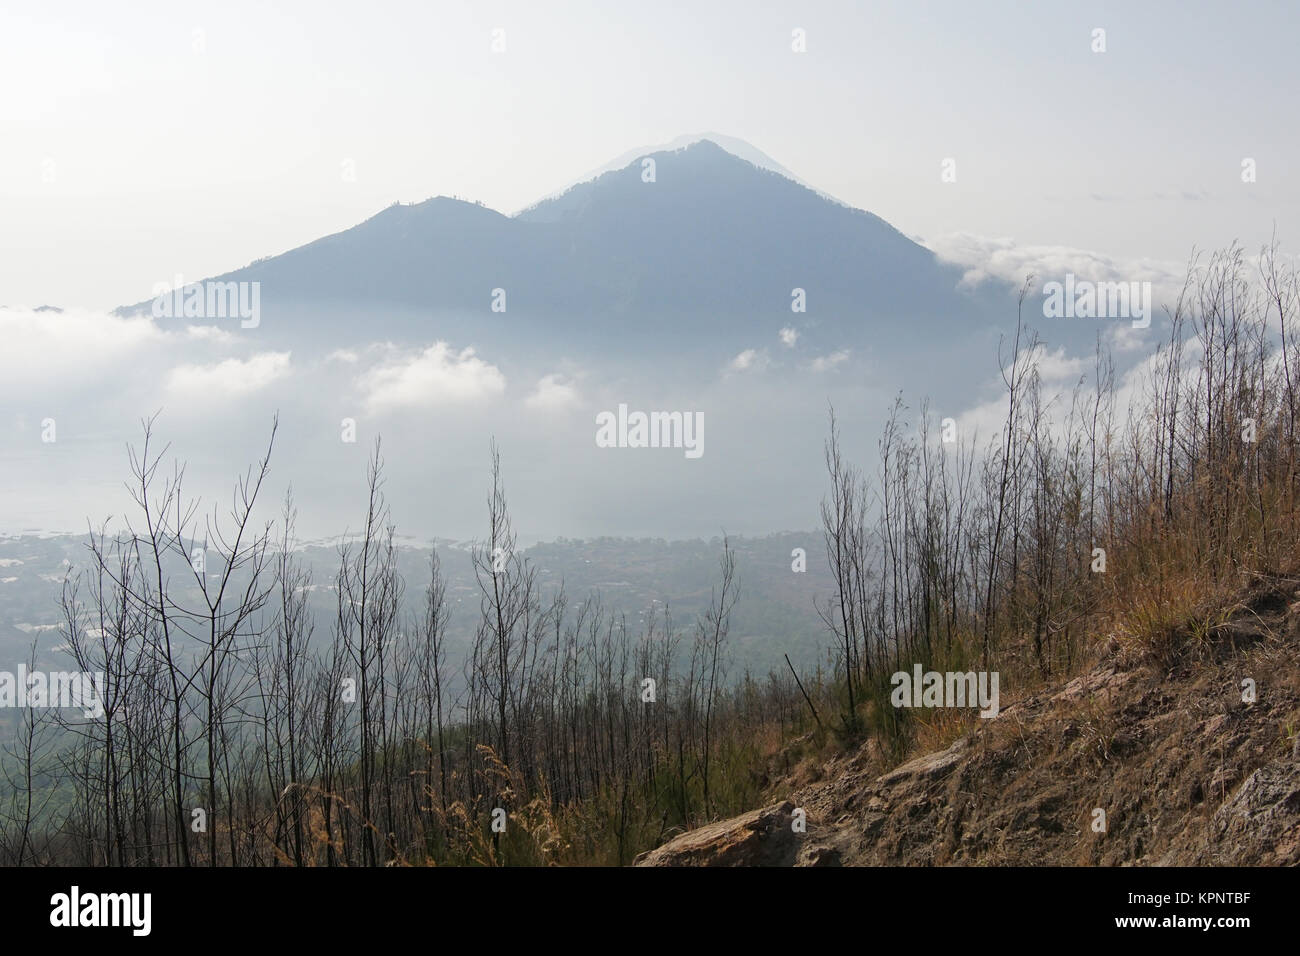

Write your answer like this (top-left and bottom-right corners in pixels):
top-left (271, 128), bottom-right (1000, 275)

top-left (636, 581), bottom-right (1300, 866)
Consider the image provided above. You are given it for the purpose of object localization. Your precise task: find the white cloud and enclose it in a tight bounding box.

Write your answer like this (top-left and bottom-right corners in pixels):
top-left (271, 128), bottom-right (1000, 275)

top-left (1030, 345), bottom-right (1091, 385)
top-left (185, 325), bottom-right (235, 344)
top-left (525, 373), bottom-right (580, 412)
top-left (779, 326), bottom-right (799, 348)
top-left (166, 351), bottom-right (292, 396)
top-left (326, 348), bottom-right (359, 364)
top-left (728, 348), bottom-right (771, 372)
top-left (949, 336), bottom-right (1174, 452)
top-left (1110, 322), bottom-right (1156, 354)
top-left (0, 306), bottom-right (162, 386)
top-left (808, 349), bottom-right (850, 372)
top-left (358, 342), bottom-right (505, 412)
top-left (922, 232), bottom-right (1190, 309)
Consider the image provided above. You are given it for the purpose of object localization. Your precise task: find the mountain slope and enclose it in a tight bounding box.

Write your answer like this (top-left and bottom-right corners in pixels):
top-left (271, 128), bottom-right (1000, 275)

top-left (637, 581), bottom-right (1300, 866)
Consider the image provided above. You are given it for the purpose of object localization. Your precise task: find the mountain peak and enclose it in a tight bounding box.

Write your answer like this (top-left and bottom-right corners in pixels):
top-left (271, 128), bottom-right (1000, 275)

top-left (513, 133), bottom-right (841, 216)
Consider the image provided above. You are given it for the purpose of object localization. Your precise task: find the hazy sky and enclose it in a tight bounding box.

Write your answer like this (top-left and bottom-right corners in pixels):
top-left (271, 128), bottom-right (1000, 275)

top-left (2, 0), bottom-right (1298, 309)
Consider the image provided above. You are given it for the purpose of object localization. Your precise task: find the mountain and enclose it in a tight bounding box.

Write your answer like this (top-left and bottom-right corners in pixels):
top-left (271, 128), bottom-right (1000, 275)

top-left (118, 138), bottom-right (1009, 365)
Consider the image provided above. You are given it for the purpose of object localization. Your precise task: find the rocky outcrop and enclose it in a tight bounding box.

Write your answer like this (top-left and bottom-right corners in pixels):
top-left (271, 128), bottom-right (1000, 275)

top-left (632, 801), bottom-right (840, 866)
top-left (1191, 762), bottom-right (1300, 865)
